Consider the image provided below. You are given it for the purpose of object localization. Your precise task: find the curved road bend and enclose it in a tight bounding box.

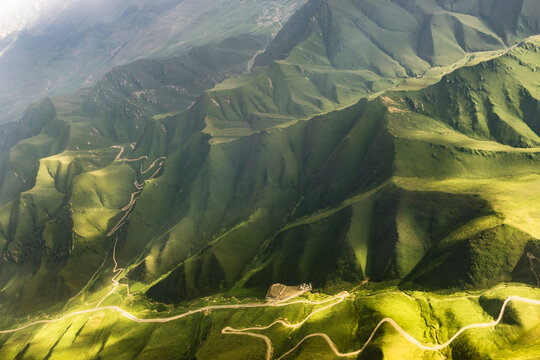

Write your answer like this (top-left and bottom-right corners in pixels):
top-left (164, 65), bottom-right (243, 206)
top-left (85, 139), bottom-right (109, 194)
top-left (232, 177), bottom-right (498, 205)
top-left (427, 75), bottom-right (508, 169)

top-left (106, 154), bottom-right (166, 237)
top-left (94, 236), bottom-right (129, 308)
top-left (224, 295), bottom-right (540, 360)
top-left (0, 292), bottom-right (346, 334)
top-left (0, 292), bottom-right (538, 360)
top-left (47, 146), bottom-right (540, 357)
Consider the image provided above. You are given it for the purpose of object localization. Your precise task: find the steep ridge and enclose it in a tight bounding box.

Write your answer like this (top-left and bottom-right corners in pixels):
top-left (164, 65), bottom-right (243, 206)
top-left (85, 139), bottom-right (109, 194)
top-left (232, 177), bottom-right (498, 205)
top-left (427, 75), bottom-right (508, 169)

top-left (81, 35), bottom-right (267, 122)
top-left (124, 36), bottom-right (538, 301)
top-left (0, 0), bottom-right (306, 124)
top-left (136, 37), bottom-right (540, 303)
top-left (166, 0), bottom-right (540, 143)
top-left (1, 1), bottom-right (540, 316)
top-left (0, 3), bottom-right (540, 359)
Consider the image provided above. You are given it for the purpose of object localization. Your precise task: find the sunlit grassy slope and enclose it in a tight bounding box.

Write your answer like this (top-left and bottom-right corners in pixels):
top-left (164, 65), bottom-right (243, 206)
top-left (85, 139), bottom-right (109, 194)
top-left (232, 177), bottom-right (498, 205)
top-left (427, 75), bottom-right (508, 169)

top-left (2, 35), bottom-right (540, 359)
top-left (0, 284), bottom-right (539, 359)
top-left (141, 37), bottom-right (540, 299)
top-left (1, 1), bottom-right (540, 358)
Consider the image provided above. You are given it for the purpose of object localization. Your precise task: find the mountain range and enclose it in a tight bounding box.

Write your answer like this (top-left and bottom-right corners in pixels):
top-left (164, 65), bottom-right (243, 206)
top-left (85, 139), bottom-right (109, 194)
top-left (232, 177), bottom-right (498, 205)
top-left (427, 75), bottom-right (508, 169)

top-left (0, 0), bottom-right (540, 359)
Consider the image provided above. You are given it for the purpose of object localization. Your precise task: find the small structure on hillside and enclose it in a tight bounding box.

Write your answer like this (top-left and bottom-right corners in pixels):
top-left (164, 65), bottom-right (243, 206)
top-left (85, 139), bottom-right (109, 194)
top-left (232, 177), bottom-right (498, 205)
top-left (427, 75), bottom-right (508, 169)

top-left (299, 283), bottom-right (312, 291)
top-left (266, 283), bottom-right (313, 302)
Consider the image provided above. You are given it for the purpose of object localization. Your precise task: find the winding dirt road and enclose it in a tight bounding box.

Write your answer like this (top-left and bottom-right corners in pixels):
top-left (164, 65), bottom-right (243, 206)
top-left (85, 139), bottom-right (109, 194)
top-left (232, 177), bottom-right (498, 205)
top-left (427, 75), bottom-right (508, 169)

top-left (94, 236), bottom-right (130, 308)
top-left (1, 289), bottom-right (539, 360)
top-left (0, 292), bottom-right (344, 334)
top-left (106, 150), bottom-right (166, 237)
top-left (141, 157), bottom-right (166, 174)
top-left (9, 144), bottom-right (537, 356)
top-left (224, 294), bottom-right (540, 360)
top-left (63, 245), bottom-right (111, 310)
top-left (65, 148), bottom-right (167, 309)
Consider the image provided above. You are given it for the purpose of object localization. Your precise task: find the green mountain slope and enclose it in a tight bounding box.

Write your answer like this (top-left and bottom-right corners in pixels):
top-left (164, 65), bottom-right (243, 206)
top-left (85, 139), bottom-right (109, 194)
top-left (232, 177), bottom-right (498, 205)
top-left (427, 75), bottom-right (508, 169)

top-left (0, 1), bottom-right (540, 359)
top-left (137, 37), bottom-right (540, 302)
top-left (82, 35), bottom-right (267, 122)
top-left (0, 0), bottom-right (306, 124)
top-left (2, 35), bottom-right (540, 314)
top-left (169, 0), bottom-right (540, 143)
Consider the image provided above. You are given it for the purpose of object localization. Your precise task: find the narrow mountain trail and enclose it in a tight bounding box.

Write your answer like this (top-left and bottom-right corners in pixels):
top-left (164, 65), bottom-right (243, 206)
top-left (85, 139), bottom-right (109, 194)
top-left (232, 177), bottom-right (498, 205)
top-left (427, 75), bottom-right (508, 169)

top-left (224, 294), bottom-right (540, 360)
top-left (140, 157), bottom-right (166, 174)
top-left (111, 145), bottom-right (125, 161)
top-left (62, 245), bottom-right (111, 310)
top-left (94, 236), bottom-right (129, 308)
top-left (63, 148), bottom-right (166, 308)
top-left (97, 150), bottom-right (166, 302)
top-left (106, 150), bottom-right (166, 237)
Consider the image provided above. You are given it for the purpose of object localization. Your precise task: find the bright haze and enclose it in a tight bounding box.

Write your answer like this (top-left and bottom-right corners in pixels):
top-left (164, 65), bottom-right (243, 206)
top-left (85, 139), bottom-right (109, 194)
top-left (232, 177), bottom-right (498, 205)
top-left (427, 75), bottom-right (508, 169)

top-left (0, 0), bottom-right (61, 38)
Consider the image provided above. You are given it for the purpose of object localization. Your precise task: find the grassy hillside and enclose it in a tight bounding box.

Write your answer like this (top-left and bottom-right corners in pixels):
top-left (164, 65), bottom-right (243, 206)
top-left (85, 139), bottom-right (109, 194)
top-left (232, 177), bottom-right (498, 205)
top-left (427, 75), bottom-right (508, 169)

top-left (1, 0), bottom-right (540, 318)
top-left (0, 284), bottom-right (539, 359)
top-left (0, 1), bottom-right (540, 358)
top-left (164, 0), bottom-right (540, 143)
top-left (81, 35), bottom-right (267, 122)
top-left (0, 0), bottom-right (306, 124)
